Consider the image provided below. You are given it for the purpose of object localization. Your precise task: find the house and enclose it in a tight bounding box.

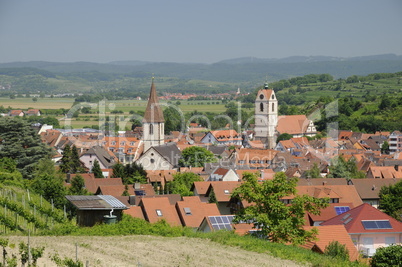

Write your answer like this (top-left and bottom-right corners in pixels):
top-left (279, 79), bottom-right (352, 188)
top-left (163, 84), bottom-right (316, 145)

top-left (146, 169), bottom-right (177, 190)
top-left (80, 146), bottom-right (118, 170)
top-left (208, 168), bottom-right (239, 182)
top-left (198, 215), bottom-right (255, 235)
top-left (192, 181), bottom-right (214, 202)
top-left (139, 196), bottom-right (182, 226)
top-left (389, 131), bottom-right (402, 154)
top-left (26, 109), bottom-right (41, 116)
top-left (8, 110), bottom-right (24, 117)
top-left (302, 225), bottom-right (359, 261)
top-left (276, 115), bottom-right (317, 138)
top-left (204, 181), bottom-right (241, 214)
top-left (136, 142), bottom-right (181, 171)
top-left (282, 185), bottom-right (363, 207)
top-left (366, 165), bottom-right (402, 179)
top-left (230, 148), bottom-right (277, 169)
top-left (69, 173), bottom-right (124, 194)
top-left (200, 130), bottom-right (242, 146)
top-left (175, 196), bottom-right (220, 228)
top-left (349, 178), bottom-right (402, 208)
top-left (321, 203), bottom-right (402, 257)
top-left (65, 195), bottom-right (128, 226)
top-left (306, 203), bottom-right (355, 226)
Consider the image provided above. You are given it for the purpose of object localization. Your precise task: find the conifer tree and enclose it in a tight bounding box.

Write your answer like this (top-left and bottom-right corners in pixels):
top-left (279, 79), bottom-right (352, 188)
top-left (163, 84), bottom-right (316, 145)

top-left (92, 159), bottom-right (104, 178)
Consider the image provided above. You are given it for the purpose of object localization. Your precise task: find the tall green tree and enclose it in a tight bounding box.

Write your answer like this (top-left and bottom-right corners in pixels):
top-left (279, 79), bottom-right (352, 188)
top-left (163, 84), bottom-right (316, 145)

top-left (379, 180), bottom-right (402, 220)
top-left (0, 157), bottom-right (23, 184)
top-left (304, 163), bottom-right (321, 178)
top-left (111, 162), bottom-right (125, 178)
top-left (166, 172), bottom-right (203, 197)
top-left (179, 146), bottom-right (217, 167)
top-left (30, 158), bottom-right (67, 209)
top-left (91, 159), bottom-right (104, 178)
top-left (59, 144), bottom-right (73, 173)
top-left (232, 172), bottom-right (328, 245)
top-left (327, 155), bottom-right (365, 179)
top-left (0, 117), bottom-right (51, 178)
top-left (68, 174), bottom-right (88, 195)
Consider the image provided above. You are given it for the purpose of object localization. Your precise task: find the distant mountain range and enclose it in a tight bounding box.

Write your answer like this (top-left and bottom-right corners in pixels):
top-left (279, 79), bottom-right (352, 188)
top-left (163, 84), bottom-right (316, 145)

top-left (1, 54), bottom-right (402, 84)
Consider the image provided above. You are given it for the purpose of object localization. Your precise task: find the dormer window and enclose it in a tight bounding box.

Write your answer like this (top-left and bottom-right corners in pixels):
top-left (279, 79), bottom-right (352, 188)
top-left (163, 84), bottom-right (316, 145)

top-left (184, 207), bottom-right (192, 215)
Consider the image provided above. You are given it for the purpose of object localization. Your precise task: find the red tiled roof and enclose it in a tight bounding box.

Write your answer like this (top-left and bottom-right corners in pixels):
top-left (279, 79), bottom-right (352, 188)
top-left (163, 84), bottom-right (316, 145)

top-left (321, 203), bottom-right (402, 234)
top-left (302, 225), bottom-right (359, 261)
top-left (277, 115), bottom-right (311, 135)
top-left (140, 197), bottom-right (181, 226)
top-left (176, 196), bottom-right (220, 228)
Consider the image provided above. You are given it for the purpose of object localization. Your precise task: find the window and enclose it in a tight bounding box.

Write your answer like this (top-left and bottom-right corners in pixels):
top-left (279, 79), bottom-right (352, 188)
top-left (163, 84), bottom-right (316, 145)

top-left (259, 94), bottom-right (264, 99)
top-left (224, 189), bottom-right (230, 194)
top-left (156, 209), bottom-right (162, 216)
top-left (183, 207), bottom-right (192, 215)
top-left (149, 124), bottom-right (153, 134)
top-left (385, 237), bottom-right (396, 246)
top-left (272, 103), bottom-right (275, 112)
top-left (272, 94), bottom-right (275, 99)
top-left (130, 142), bottom-right (135, 146)
top-left (150, 159), bottom-right (155, 163)
top-left (120, 141), bottom-right (126, 146)
top-left (260, 103), bottom-right (264, 112)
top-left (111, 141), bottom-right (116, 145)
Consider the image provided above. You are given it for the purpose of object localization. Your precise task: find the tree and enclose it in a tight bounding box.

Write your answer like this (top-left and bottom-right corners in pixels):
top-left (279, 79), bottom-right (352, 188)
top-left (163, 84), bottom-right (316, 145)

top-left (0, 157), bottom-right (23, 184)
top-left (179, 146), bottom-right (217, 167)
top-left (208, 187), bottom-right (218, 204)
top-left (323, 241), bottom-right (349, 261)
top-left (166, 172), bottom-right (203, 197)
top-left (0, 117), bottom-right (51, 179)
top-left (371, 245), bottom-right (402, 267)
top-left (276, 133), bottom-right (293, 143)
top-left (381, 141), bottom-right (390, 154)
top-left (327, 155), bottom-right (365, 179)
top-left (232, 172), bottom-right (328, 245)
top-left (379, 180), bottom-right (402, 220)
top-left (91, 159), bottom-right (104, 178)
top-left (304, 163), bottom-right (321, 178)
top-left (30, 158), bottom-right (67, 209)
top-left (68, 174), bottom-right (88, 195)
top-left (111, 162), bottom-right (125, 178)
top-left (59, 145), bottom-right (85, 174)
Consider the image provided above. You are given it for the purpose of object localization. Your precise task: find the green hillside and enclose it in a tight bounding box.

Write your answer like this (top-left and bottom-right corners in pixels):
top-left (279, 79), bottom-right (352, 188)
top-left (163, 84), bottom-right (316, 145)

top-left (0, 184), bottom-right (71, 235)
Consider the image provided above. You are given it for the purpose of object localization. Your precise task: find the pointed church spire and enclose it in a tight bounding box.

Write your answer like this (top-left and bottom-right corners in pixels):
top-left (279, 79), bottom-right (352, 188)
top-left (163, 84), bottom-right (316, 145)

top-left (143, 77), bottom-right (164, 123)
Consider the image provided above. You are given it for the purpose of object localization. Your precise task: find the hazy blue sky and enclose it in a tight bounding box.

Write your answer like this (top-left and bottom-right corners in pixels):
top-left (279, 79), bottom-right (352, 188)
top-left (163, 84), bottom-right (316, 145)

top-left (0, 0), bottom-right (401, 63)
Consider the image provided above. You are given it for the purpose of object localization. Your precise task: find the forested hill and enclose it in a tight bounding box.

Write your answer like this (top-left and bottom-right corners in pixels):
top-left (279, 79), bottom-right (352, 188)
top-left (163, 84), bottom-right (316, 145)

top-left (1, 54), bottom-right (402, 84)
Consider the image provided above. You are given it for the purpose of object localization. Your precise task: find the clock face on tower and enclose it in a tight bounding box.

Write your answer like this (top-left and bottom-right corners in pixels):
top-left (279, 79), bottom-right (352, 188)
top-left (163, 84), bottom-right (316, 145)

top-left (259, 94), bottom-right (264, 99)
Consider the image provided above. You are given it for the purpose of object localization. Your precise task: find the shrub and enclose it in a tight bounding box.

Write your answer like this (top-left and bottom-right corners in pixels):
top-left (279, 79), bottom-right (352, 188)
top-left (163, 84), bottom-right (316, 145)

top-left (371, 245), bottom-right (402, 267)
top-left (324, 240), bottom-right (349, 261)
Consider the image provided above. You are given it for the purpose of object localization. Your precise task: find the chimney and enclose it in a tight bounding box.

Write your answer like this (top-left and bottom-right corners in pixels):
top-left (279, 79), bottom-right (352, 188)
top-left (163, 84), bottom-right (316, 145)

top-left (129, 195), bottom-right (136, 205)
top-left (322, 181), bottom-right (327, 186)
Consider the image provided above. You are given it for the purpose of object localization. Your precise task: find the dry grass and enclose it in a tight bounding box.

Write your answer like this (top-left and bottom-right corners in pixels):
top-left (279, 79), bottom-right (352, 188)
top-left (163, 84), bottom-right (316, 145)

top-left (0, 98), bottom-right (74, 109)
top-left (6, 235), bottom-right (303, 267)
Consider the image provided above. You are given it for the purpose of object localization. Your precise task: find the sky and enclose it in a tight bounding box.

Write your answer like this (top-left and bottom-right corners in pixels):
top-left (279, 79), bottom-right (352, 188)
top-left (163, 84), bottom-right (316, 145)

top-left (0, 0), bottom-right (401, 64)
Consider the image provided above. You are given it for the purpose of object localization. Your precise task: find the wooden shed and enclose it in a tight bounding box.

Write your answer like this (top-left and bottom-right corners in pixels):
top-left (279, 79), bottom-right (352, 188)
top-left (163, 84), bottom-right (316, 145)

top-left (66, 195), bottom-right (128, 226)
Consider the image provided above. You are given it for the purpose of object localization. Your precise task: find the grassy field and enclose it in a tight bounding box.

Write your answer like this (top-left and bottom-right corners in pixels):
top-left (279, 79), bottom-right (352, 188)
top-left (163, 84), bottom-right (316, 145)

top-left (6, 235), bottom-right (303, 267)
top-left (0, 97), bottom-right (74, 109)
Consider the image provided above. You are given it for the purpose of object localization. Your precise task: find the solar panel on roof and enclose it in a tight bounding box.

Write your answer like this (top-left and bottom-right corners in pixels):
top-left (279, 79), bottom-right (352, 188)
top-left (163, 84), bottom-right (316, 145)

top-left (209, 215), bottom-right (235, 231)
top-left (362, 220), bottom-right (392, 230)
top-left (335, 206), bottom-right (350, 215)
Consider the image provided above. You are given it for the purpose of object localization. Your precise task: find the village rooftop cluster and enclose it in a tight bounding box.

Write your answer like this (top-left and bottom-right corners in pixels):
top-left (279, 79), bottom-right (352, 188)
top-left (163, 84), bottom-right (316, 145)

top-left (24, 80), bottom-right (402, 260)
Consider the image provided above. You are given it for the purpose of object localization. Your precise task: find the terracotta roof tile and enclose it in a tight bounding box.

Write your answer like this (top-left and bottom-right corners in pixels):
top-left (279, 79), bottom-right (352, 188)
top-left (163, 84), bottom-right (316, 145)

top-left (176, 196), bottom-right (220, 227)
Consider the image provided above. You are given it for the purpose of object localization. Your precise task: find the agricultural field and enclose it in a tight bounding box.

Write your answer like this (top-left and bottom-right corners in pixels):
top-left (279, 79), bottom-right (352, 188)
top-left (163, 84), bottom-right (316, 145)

top-left (5, 235), bottom-right (302, 267)
top-left (0, 97), bottom-right (74, 110)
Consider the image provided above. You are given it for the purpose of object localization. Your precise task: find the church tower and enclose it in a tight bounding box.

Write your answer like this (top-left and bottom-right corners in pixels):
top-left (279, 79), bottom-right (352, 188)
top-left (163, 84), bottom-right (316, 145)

top-left (143, 78), bottom-right (164, 151)
top-left (254, 82), bottom-right (278, 149)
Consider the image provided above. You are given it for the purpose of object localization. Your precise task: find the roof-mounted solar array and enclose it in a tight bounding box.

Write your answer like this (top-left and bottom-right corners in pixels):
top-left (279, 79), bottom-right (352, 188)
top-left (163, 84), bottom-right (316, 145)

top-left (362, 220), bottom-right (392, 230)
top-left (209, 215), bottom-right (234, 230)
